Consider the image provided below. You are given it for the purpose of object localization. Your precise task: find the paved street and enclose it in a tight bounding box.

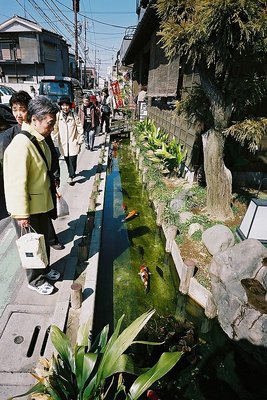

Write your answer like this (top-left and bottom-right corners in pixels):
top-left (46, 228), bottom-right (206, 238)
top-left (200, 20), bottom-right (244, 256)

top-left (0, 135), bottom-right (105, 397)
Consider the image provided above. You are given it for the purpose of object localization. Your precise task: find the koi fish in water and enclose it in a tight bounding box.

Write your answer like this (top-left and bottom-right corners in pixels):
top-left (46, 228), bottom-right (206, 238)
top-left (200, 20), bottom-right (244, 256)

top-left (121, 209), bottom-right (139, 223)
top-left (138, 265), bottom-right (151, 293)
top-left (147, 390), bottom-right (160, 400)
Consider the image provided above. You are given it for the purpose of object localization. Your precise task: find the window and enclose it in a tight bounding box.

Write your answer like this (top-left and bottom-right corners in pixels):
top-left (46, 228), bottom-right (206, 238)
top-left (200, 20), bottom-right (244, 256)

top-left (0, 43), bottom-right (21, 61)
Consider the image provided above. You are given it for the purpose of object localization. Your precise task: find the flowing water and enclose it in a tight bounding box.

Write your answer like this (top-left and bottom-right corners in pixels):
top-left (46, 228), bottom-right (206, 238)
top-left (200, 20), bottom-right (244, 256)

top-left (93, 138), bottom-right (267, 400)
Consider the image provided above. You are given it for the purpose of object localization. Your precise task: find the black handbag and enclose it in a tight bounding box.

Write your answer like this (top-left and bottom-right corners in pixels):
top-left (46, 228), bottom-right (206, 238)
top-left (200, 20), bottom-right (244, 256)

top-left (20, 131), bottom-right (58, 220)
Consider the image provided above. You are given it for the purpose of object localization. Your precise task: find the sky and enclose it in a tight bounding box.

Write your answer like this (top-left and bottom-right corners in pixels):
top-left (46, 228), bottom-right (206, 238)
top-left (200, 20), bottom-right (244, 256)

top-left (0, 0), bottom-right (138, 78)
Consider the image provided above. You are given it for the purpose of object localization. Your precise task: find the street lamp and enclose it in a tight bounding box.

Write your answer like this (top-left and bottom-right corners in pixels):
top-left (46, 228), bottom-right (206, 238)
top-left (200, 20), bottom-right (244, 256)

top-left (237, 198), bottom-right (267, 244)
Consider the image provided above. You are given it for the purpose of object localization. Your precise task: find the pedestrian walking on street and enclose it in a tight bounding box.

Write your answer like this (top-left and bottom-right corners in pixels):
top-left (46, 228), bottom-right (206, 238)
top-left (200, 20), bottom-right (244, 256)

top-left (52, 96), bottom-right (84, 185)
top-left (100, 88), bottom-right (112, 134)
top-left (78, 94), bottom-right (99, 151)
top-left (3, 96), bottom-right (61, 295)
top-left (0, 90), bottom-right (64, 251)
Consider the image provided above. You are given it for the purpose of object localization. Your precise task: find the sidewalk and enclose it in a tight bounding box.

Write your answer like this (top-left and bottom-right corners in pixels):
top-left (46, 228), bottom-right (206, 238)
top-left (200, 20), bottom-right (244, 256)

top-left (0, 134), bottom-right (106, 398)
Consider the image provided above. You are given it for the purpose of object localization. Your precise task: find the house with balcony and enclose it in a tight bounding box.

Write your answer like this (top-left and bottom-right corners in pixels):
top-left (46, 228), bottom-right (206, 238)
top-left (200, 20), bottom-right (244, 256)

top-left (0, 15), bottom-right (70, 84)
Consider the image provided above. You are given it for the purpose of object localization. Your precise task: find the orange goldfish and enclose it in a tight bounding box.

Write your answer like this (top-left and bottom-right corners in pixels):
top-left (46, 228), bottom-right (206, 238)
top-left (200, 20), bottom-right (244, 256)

top-left (138, 265), bottom-right (151, 293)
top-left (121, 209), bottom-right (139, 223)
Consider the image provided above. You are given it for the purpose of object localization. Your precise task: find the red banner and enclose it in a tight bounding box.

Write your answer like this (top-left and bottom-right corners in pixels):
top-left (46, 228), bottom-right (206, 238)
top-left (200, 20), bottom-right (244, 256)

top-left (111, 80), bottom-right (124, 108)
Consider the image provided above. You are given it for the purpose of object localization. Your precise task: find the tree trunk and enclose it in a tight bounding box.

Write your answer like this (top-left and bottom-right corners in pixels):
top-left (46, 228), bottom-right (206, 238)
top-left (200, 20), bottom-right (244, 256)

top-left (202, 129), bottom-right (233, 221)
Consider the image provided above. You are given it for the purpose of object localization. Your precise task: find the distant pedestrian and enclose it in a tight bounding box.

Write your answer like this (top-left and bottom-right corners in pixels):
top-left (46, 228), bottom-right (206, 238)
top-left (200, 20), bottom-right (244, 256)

top-left (78, 94), bottom-right (99, 151)
top-left (30, 85), bottom-right (37, 98)
top-left (137, 85), bottom-right (147, 119)
top-left (3, 96), bottom-right (61, 295)
top-left (137, 85), bottom-right (147, 103)
top-left (100, 88), bottom-right (112, 134)
top-left (52, 96), bottom-right (84, 185)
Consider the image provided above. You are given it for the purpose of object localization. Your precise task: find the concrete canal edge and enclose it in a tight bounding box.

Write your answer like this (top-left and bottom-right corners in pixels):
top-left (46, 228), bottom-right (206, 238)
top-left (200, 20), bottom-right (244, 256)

top-left (78, 134), bottom-right (110, 340)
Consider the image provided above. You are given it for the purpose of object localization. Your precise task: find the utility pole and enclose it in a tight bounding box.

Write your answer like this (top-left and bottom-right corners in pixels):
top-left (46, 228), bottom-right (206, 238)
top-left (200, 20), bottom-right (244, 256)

top-left (84, 18), bottom-right (88, 88)
top-left (73, 0), bottom-right (80, 79)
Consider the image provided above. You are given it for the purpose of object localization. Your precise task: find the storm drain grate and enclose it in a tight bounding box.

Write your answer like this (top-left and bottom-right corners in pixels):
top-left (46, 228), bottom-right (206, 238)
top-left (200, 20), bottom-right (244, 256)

top-left (0, 311), bottom-right (52, 372)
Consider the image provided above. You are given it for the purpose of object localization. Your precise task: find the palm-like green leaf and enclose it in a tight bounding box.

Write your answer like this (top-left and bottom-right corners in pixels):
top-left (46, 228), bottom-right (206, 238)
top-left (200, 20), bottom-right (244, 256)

top-left (155, 148), bottom-right (175, 159)
top-left (80, 353), bottom-right (98, 393)
top-left (47, 375), bottom-right (73, 400)
top-left (74, 346), bottom-right (98, 393)
top-left (101, 314), bottom-right (124, 358)
top-left (76, 321), bottom-right (91, 347)
top-left (128, 352), bottom-right (183, 400)
top-left (132, 340), bottom-right (164, 346)
top-left (106, 354), bottom-right (148, 377)
top-left (7, 382), bottom-right (46, 400)
top-left (98, 310), bottom-right (155, 380)
top-left (147, 156), bottom-right (162, 164)
top-left (50, 325), bottom-right (74, 372)
top-left (81, 373), bottom-right (98, 400)
top-left (90, 323), bottom-right (109, 353)
top-left (50, 353), bottom-right (73, 383)
top-left (74, 346), bottom-right (85, 390)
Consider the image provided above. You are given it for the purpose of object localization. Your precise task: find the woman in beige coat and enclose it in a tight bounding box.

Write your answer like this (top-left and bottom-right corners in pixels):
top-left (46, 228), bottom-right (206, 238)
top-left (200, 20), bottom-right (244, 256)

top-left (3, 96), bottom-right (60, 295)
top-left (52, 96), bottom-right (84, 185)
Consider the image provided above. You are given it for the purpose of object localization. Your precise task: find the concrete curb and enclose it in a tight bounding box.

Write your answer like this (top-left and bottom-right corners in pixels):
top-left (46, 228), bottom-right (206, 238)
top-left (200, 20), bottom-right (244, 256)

top-left (79, 136), bottom-right (110, 340)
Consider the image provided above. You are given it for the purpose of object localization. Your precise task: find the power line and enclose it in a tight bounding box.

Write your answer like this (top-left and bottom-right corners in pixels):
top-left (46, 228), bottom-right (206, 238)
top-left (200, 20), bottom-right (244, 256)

top-left (49, 0), bottom-right (74, 26)
top-left (27, 0), bottom-right (62, 35)
top-left (56, 0), bottom-right (129, 29)
top-left (15, 0), bottom-right (38, 23)
top-left (41, 0), bottom-right (75, 46)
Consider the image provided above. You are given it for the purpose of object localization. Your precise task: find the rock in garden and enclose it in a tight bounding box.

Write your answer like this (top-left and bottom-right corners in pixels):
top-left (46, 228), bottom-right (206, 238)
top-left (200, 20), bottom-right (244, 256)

top-left (188, 223), bottom-right (204, 237)
top-left (202, 224), bottom-right (235, 255)
top-left (179, 211), bottom-right (193, 224)
top-left (169, 188), bottom-right (193, 214)
top-left (169, 198), bottom-right (185, 213)
top-left (209, 238), bottom-right (267, 365)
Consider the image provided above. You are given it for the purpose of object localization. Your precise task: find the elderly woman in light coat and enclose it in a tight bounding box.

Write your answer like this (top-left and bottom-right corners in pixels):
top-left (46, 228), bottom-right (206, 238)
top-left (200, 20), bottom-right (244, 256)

top-left (3, 95), bottom-right (61, 295)
top-left (52, 96), bottom-right (84, 185)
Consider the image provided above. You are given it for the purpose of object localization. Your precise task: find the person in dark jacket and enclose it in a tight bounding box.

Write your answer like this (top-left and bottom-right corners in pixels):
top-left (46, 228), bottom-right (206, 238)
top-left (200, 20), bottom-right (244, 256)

top-left (0, 90), bottom-right (64, 250)
top-left (0, 105), bottom-right (17, 219)
top-left (78, 94), bottom-right (99, 151)
top-left (100, 88), bottom-right (111, 134)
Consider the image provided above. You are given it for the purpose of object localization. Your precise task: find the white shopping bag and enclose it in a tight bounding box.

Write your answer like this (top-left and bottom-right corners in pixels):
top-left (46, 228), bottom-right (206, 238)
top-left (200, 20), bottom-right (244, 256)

top-left (16, 227), bottom-right (48, 269)
top-left (57, 192), bottom-right (69, 218)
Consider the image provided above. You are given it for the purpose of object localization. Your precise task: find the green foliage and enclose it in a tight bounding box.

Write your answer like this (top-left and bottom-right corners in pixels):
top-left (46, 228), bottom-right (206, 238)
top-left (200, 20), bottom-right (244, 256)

top-left (156, 0), bottom-right (267, 70)
top-left (133, 118), bottom-right (187, 175)
top-left (176, 87), bottom-right (213, 129)
top-left (155, 0), bottom-right (267, 144)
top-left (137, 119), bottom-right (169, 151)
top-left (9, 310), bottom-right (182, 400)
top-left (224, 117), bottom-right (267, 152)
top-left (185, 185), bottom-right (207, 210)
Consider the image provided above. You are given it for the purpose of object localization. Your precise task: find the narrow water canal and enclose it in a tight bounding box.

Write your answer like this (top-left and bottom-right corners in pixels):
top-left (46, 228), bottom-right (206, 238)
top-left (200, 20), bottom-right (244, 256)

top-left (94, 138), bottom-right (267, 400)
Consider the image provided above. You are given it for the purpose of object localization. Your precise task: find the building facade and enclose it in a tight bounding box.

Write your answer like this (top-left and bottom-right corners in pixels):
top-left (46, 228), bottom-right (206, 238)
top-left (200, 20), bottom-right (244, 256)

top-left (0, 15), bottom-right (70, 84)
